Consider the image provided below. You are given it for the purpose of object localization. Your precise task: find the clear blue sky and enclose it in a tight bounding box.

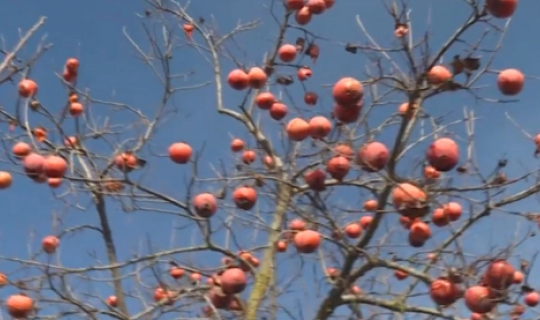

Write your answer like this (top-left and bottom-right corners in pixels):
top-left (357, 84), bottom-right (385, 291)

top-left (0, 0), bottom-right (539, 319)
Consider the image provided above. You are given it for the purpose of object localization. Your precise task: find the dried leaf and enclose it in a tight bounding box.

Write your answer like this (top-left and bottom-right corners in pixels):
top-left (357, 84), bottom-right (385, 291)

top-left (467, 265), bottom-right (478, 276)
top-left (492, 172), bottom-right (507, 185)
top-left (306, 43), bottom-right (319, 63)
top-left (456, 165), bottom-right (468, 173)
top-left (276, 75), bottom-right (293, 86)
top-left (264, 63), bottom-right (274, 77)
top-left (15, 281), bottom-right (26, 289)
top-left (447, 267), bottom-right (463, 283)
top-left (104, 180), bottom-right (124, 193)
top-left (521, 260), bottom-right (529, 272)
top-left (136, 157), bottom-right (147, 168)
top-left (451, 55), bottom-right (464, 76)
top-left (215, 187), bottom-right (227, 199)
top-left (254, 175), bottom-right (265, 187)
top-left (345, 43), bottom-right (357, 54)
top-left (441, 81), bottom-right (464, 91)
top-left (30, 100), bottom-right (40, 111)
top-left (295, 37), bottom-right (305, 52)
top-left (522, 285), bottom-right (534, 293)
top-left (463, 57), bottom-right (481, 71)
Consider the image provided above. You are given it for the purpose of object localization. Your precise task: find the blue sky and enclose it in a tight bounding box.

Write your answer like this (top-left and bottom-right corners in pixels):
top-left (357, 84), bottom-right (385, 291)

top-left (0, 0), bottom-right (539, 319)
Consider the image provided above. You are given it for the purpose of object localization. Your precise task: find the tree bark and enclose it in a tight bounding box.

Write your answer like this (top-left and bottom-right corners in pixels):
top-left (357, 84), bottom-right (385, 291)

top-left (245, 183), bottom-right (292, 320)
